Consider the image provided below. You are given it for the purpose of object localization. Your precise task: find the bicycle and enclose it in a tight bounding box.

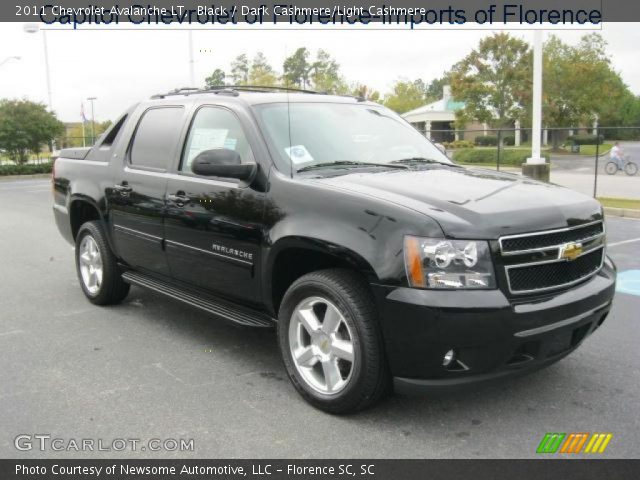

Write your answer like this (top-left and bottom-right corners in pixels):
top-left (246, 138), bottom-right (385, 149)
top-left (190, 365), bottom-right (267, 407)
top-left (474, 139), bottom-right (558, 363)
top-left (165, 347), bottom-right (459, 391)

top-left (605, 154), bottom-right (638, 176)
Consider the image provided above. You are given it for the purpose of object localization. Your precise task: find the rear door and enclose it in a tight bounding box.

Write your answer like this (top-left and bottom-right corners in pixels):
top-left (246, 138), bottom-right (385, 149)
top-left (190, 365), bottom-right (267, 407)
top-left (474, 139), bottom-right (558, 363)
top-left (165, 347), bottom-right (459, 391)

top-left (109, 105), bottom-right (186, 276)
top-left (163, 105), bottom-right (266, 304)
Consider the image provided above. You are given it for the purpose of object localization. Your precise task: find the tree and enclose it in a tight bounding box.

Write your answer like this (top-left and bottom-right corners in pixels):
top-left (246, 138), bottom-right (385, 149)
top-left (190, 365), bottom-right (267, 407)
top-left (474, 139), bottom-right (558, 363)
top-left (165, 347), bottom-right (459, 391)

top-left (230, 54), bottom-right (249, 85)
top-left (309, 50), bottom-right (346, 93)
top-left (283, 48), bottom-right (310, 88)
top-left (0, 99), bottom-right (64, 163)
top-left (382, 79), bottom-right (428, 114)
top-left (350, 83), bottom-right (381, 102)
top-left (424, 74), bottom-right (451, 103)
top-left (543, 34), bottom-right (628, 129)
top-left (205, 68), bottom-right (226, 88)
top-left (248, 52), bottom-right (278, 86)
top-left (450, 33), bottom-right (531, 127)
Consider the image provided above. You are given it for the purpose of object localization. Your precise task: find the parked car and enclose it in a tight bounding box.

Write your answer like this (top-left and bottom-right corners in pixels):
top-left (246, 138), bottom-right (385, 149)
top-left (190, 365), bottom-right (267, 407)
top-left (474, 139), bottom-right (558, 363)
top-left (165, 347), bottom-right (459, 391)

top-left (52, 87), bottom-right (616, 413)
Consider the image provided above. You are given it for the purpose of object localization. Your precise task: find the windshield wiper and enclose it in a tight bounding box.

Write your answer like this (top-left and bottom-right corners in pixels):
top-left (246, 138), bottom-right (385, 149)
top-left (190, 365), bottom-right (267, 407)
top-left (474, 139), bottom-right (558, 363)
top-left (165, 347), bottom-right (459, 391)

top-left (391, 157), bottom-right (458, 167)
top-left (297, 161), bottom-right (408, 172)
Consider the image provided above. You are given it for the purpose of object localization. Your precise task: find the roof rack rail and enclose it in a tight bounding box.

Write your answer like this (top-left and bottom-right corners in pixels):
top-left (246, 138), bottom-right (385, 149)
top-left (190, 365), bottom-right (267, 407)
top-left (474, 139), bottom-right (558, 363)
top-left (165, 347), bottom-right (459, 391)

top-left (151, 85), bottom-right (320, 99)
top-left (150, 87), bottom-right (201, 99)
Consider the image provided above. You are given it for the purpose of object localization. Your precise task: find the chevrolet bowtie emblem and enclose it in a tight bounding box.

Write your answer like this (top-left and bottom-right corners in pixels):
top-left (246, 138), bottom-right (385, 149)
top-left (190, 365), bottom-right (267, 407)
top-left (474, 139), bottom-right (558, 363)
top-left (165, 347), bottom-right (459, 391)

top-left (559, 242), bottom-right (583, 261)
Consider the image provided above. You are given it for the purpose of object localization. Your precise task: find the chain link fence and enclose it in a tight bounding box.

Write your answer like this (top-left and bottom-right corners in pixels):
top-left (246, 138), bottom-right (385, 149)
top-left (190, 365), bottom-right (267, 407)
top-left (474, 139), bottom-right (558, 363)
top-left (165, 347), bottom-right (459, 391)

top-left (416, 126), bottom-right (640, 201)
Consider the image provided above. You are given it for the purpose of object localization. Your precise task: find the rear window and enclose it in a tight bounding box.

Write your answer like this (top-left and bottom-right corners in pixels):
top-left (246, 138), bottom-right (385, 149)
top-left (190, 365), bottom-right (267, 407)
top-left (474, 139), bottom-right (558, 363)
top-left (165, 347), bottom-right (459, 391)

top-left (129, 107), bottom-right (184, 170)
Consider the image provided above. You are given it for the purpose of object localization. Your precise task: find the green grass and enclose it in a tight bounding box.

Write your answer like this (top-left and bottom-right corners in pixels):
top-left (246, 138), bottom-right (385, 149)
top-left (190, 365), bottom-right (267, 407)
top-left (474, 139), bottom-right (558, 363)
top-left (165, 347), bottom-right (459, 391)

top-left (598, 197), bottom-right (640, 210)
top-left (579, 144), bottom-right (612, 156)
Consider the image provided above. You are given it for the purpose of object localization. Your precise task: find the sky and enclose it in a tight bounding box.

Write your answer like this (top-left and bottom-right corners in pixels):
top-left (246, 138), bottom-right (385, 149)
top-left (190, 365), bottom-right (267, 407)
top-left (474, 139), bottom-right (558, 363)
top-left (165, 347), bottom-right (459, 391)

top-left (0, 22), bottom-right (639, 123)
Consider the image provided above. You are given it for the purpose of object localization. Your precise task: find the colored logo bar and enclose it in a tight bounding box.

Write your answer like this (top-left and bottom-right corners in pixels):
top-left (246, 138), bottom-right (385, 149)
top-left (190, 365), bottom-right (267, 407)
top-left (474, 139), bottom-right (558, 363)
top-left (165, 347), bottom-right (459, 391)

top-left (537, 433), bottom-right (612, 454)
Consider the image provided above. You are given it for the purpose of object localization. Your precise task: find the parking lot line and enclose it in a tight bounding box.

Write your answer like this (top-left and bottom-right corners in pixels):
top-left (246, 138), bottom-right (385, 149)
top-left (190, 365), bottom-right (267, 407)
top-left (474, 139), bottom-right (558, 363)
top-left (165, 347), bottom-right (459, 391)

top-left (608, 237), bottom-right (640, 248)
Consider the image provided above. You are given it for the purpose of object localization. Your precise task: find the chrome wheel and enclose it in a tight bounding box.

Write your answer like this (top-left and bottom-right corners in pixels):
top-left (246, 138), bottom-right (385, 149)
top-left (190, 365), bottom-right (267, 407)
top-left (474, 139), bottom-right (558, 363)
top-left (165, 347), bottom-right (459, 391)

top-left (78, 235), bottom-right (103, 295)
top-left (288, 296), bottom-right (356, 395)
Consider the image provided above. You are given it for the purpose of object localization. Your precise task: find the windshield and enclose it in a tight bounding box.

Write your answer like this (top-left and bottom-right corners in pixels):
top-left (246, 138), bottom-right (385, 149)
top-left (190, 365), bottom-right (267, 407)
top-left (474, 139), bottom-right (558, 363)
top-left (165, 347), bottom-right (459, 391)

top-left (253, 102), bottom-right (452, 173)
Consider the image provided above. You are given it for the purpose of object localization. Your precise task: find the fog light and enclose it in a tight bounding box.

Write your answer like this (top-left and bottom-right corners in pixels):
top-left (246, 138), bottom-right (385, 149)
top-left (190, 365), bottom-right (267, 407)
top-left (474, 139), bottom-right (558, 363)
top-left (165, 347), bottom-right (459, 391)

top-left (442, 349), bottom-right (455, 367)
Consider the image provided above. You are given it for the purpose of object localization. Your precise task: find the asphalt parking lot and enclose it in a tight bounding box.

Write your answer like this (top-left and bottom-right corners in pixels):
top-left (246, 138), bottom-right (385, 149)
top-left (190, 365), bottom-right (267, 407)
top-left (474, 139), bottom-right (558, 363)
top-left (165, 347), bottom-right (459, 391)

top-left (1, 178), bottom-right (639, 459)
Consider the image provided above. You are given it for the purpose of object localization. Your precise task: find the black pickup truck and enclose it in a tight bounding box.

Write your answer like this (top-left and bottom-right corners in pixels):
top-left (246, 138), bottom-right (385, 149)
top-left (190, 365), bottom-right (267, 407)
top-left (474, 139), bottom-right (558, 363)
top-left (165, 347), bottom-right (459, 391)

top-left (53, 87), bottom-right (616, 413)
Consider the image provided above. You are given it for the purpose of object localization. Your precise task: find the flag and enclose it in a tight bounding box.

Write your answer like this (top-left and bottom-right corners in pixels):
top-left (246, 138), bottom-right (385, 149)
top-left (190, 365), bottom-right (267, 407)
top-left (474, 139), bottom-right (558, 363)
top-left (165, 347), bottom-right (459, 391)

top-left (80, 103), bottom-right (87, 122)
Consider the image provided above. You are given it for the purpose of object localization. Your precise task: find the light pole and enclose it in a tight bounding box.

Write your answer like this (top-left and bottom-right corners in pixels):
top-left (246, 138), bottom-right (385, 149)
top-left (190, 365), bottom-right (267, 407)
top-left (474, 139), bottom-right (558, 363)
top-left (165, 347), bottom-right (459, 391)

top-left (523, 30), bottom-right (549, 181)
top-left (87, 97), bottom-right (97, 144)
top-left (0, 56), bottom-right (21, 68)
top-left (23, 23), bottom-right (53, 113)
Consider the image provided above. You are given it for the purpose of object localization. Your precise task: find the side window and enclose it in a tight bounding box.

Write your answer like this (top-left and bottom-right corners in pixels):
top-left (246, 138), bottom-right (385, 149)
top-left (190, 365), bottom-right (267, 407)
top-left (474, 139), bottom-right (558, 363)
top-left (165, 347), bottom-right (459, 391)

top-left (130, 107), bottom-right (184, 170)
top-left (181, 107), bottom-right (254, 173)
top-left (100, 114), bottom-right (127, 147)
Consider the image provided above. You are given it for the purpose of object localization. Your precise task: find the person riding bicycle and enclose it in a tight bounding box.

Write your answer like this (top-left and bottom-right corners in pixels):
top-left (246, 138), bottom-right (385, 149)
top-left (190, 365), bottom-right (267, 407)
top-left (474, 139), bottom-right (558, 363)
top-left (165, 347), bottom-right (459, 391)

top-left (610, 142), bottom-right (624, 169)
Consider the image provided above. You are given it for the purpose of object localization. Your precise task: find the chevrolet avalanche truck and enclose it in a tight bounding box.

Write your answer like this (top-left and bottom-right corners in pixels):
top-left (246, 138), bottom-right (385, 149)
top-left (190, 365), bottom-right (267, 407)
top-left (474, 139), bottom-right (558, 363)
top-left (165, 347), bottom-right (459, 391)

top-left (53, 87), bottom-right (616, 413)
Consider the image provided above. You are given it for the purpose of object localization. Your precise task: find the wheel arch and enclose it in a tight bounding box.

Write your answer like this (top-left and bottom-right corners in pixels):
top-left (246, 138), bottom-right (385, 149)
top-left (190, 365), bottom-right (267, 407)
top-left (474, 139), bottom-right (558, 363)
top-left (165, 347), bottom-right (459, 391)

top-left (264, 236), bottom-right (379, 316)
top-left (69, 195), bottom-right (107, 241)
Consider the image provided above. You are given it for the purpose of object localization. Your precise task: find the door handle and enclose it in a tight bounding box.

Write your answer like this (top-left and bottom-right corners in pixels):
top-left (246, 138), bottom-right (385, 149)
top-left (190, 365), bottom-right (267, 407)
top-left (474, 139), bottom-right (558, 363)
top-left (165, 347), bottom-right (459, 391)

top-left (113, 183), bottom-right (132, 195)
top-left (166, 192), bottom-right (190, 205)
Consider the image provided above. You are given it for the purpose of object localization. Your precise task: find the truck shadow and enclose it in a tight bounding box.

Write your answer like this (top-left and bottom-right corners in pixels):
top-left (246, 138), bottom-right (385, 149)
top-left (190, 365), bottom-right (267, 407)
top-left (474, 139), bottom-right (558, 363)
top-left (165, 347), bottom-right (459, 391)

top-left (120, 285), bottom-right (580, 420)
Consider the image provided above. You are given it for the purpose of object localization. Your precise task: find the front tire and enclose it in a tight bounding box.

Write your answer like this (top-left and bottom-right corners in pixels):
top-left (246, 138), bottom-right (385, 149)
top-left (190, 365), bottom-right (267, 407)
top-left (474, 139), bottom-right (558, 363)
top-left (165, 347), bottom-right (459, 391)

top-left (278, 269), bottom-right (389, 413)
top-left (75, 221), bottom-right (130, 305)
top-left (624, 162), bottom-right (638, 176)
top-left (605, 162), bottom-right (618, 175)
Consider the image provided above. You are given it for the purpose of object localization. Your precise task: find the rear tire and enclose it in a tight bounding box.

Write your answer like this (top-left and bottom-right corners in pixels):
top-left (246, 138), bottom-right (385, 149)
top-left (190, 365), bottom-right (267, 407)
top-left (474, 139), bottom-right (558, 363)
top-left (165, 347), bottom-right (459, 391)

top-left (605, 162), bottom-right (618, 175)
top-left (75, 221), bottom-right (130, 305)
top-left (624, 162), bottom-right (638, 176)
top-left (278, 269), bottom-right (389, 414)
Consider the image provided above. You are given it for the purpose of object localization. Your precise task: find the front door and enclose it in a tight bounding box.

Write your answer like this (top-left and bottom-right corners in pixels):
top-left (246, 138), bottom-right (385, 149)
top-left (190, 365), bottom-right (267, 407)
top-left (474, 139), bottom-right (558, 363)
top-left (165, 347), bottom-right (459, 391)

top-left (163, 106), bottom-right (266, 304)
top-left (110, 105), bottom-right (186, 276)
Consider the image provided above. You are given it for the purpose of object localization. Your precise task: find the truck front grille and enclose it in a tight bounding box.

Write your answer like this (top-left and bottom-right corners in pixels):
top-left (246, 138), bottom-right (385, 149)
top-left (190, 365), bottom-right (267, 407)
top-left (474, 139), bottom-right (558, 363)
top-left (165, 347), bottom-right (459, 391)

top-left (500, 221), bottom-right (604, 254)
top-left (499, 221), bottom-right (605, 295)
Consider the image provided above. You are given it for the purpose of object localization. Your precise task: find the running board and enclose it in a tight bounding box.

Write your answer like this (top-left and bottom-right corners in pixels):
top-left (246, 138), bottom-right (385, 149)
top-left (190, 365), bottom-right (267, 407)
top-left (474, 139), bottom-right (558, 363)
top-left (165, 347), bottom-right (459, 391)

top-left (122, 271), bottom-right (274, 328)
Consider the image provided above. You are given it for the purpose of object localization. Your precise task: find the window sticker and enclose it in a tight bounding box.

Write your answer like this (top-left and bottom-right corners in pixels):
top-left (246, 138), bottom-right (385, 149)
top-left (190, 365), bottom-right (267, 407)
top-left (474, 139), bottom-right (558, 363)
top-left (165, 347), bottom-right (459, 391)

top-left (185, 128), bottom-right (229, 169)
top-left (223, 138), bottom-right (238, 150)
top-left (285, 145), bottom-right (314, 165)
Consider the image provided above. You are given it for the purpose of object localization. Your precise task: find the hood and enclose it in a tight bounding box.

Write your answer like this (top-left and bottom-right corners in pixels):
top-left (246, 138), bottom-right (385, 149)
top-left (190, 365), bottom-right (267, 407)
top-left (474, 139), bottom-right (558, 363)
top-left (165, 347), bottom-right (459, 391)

top-left (313, 166), bottom-right (602, 239)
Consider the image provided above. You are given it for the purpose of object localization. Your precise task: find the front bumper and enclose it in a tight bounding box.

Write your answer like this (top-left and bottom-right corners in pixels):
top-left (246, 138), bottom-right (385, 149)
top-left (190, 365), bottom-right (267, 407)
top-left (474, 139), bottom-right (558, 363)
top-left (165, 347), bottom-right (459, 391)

top-left (372, 257), bottom-right (616, 394)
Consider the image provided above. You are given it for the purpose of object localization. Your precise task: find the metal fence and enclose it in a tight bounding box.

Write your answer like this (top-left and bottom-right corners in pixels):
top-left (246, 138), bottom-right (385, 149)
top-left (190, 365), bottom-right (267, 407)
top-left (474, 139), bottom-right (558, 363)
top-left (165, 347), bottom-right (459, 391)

top-left (415, 126), bottom-right (640, 201)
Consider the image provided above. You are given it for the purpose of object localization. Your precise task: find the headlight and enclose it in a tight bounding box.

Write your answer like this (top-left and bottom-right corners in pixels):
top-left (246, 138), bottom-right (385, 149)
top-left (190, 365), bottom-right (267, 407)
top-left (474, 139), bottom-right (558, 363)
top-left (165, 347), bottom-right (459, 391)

top-left (403, 236), bottom-right (496, 289)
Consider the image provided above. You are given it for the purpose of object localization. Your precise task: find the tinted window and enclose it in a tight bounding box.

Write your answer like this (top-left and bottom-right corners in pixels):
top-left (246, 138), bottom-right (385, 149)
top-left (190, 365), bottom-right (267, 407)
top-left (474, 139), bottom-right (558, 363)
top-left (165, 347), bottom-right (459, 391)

top-left (100, 114), bottom-right (127, 147)
top-left (181, 107), bottom-right (253, 173)
top-left (130, 107), bottom-right (184, 170)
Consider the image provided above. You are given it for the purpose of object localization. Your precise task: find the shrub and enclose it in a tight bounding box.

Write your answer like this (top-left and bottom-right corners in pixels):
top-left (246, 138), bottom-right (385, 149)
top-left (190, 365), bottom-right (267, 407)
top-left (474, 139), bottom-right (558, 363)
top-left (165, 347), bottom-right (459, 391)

top-left (453, 149), bottom-right (548, 166)
top-left (441, 140), bottom-right (474, 149)
top-left (475, 135), bottom-right (498, 146)
top-left (502, 135), bottom-right (515, 146)
top-left (567, 134), bottom-right (604, 145)
top-left (0, 162), bottom-right (53, 176)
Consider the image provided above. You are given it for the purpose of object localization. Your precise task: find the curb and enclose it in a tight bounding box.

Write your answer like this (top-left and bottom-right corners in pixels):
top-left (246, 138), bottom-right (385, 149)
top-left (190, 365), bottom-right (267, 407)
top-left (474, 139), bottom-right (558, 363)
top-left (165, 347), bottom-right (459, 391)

top-left (603, 206), bottom-right (640, 219)
top-left (0, 173), bottom-right (52, 182)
